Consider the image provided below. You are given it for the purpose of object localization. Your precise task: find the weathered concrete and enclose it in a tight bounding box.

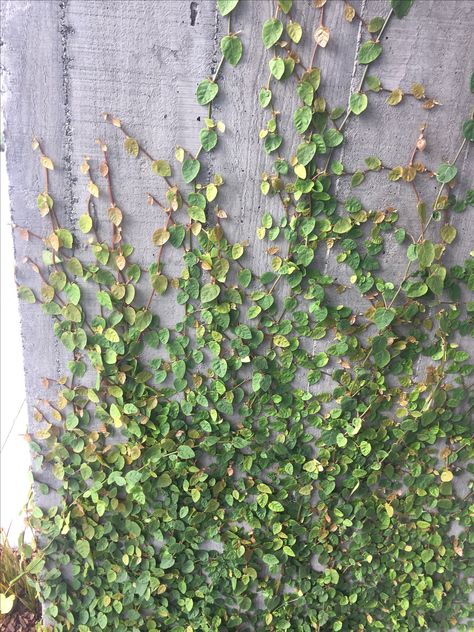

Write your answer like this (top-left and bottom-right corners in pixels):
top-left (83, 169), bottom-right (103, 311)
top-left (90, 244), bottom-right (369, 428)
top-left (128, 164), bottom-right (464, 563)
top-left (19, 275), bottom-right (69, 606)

top-left (1, 0), bottom-right (473, 505)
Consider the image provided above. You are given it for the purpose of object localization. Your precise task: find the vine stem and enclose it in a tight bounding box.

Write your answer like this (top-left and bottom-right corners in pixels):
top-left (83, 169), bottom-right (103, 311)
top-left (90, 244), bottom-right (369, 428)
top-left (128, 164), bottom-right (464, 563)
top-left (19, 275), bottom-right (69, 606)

top-left (387, 135), bottom-right (468, 309)
top-left (37, 140), bottom-right (60, 231)
top-left (307, 4), bottom-right (325, 70)
top-left (323, 9), bottom-right (394, 173)
top-left (145, 211), bottom-right (172, 310)
top-left (420, 137), bottom-right (468, 240)
top-left (100, 143), bottom-right (120, 251)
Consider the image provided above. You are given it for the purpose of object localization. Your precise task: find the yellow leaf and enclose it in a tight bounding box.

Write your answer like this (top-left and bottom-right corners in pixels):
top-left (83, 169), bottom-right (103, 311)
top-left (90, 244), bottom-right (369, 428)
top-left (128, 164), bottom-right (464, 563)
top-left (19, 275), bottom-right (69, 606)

top-left (152, 228), bottom-right (170, 246)
top-left (294, 163), bottom-right (307, 179)
top-left (411, 83), bottom-right (425, 99)
top-left (313, 0), bottom-right (327, 6)
top-left (206, 183), bottom-right (218, 201)
top-left (0, 593), bottom-right (15, 615)
top-left (80, 158), bottom-right (90, 174)
top-left (40, 155), bottom-right (54, 170)
top-left (343, 3), bottom-right (356, 21)
top-left (175, 146), bottom-right (185, 163)
top-left (273, 335), bottom-right (290, 348)
top-left (314, 25), bottom-right (330, 48)
top-left (124, 137), bottom-right (139, 158)
top-left (88, 180), bottom-right (99, 198)
top-left (440, 470), bottom-right (453, 482)
top-left (402, 166), bottom-right (416, 182)
top-left (384, 503), bottom-right (394, 518)
top-left (386, 88), bottom-right (403, 106)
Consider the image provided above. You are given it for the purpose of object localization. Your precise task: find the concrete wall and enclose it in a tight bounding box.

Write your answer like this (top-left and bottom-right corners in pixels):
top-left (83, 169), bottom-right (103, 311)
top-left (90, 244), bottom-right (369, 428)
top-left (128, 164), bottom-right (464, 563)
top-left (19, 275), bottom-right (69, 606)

top-left (2, 0), bottom-right (473, 501)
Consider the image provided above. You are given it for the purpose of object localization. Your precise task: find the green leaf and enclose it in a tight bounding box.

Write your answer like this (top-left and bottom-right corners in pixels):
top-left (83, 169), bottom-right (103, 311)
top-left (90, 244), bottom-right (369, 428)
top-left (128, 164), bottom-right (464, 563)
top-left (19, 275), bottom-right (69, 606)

top-left (182, 158), bottom-right (201, 183)
top-left (279, 0), bottom-right (292, 14)
top-left (333, 217), bottom-right (352, 234)
top-left (151, 274), bottom-right (168, 294)
top-left (160, 551), bottom-right (175, 569)
top-left (196, 79), bottom-right (219, 105)
top-left (78, 213), bottom-right (92, 233)
top-left (262, 18), bottom-right (284, 49)
top-left (268, 501), bottom-right (284, 512)
top-left (373, 336), bottom-right (391, 368)
top-left (169, 224), bottom-right (186, 248)
top-left (76, 539), bottom-right (90, 559)
top-left (426, 266), bottom-right (446, 296)
top-left (366, 75), bottom-right (382, 92)
top-left (417, 241), bottom-right (435, 268)
top-left (368, 16), bottom-right (385, 33)
top-left (259, 88), bottom-right (272, 108)
top-left (293, 106), bottom-right (312, 134)
top-left (188, 205), bottom-right (206, 223)
top-left (220, 35), bottom-right (243, 66)
top-left (297, 81), bottom-right (314, 105)
top-left (391, 0), bottom-right (414, 18)
top-left (263, 553), bottom-right (279, 567)
top-left (18, 286), bottom-right (35, 303)
top-left (269, 58), bottom-right (285, 80)
top-left (351, 171), bottom-right (365, 187)
top-left (264, 133), bottom-right (282, 154)
top-left (296, 142), bottom-right (316, 166)
top-left (157, 473), bottom-right (172, 487)
top-left (374, 307), bottom-right (396, 330)
top-left (349, 92), bottom-right (368, 115)
top-left (365, 156), bottom-right (382, 170)
top-left (440, 224), bottom-right (456, 244)
top-left (436, 163), bottom-right (457, 184)
top-left (324, 128), bottom-right (344, 147)
top-left (358, 41), bottom-right (382, 64)
top-left (217, 0), bottom-right (239, 16)
top-left (336, 433), bottom-right (347, 447)
top-left (287, 21), bottom-right (302, 44)
top-left (177, 445), bottom-right (195, 459)
top-left (462, 119), bottom-right (474, 141)
top-left (199, 129), bottom-right (218, 153)
top-left (201, 283), bottom-right (220, 303)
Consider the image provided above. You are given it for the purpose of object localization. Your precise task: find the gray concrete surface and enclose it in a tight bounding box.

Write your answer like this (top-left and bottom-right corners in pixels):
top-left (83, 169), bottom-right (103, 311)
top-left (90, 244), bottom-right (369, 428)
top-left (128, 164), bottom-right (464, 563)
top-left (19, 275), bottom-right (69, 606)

top-left (1, 0), bottom-right (473, 506)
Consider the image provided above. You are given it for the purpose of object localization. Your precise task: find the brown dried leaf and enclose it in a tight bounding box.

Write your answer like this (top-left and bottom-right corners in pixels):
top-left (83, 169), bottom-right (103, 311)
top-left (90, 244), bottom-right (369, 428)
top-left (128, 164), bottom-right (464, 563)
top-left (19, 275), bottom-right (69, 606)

top-left (99, 161), bottom-right (109, 177)
top-left (314, 25), bottom-right (330, 48)
top-left (416, 137), bottom-right (427, 151)
top-left (108, 205), bottom-right (123, 227)
top-left (116, 254), bottom-right (126, 271)
top-left (423, 98), bottom-right (440, 109)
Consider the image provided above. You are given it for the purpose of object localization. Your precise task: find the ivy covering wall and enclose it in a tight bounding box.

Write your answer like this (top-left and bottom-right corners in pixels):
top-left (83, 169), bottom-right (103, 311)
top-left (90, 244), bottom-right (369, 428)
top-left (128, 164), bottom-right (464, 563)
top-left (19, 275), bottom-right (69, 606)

top-left (9, 0), bottom-right (474, 630)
